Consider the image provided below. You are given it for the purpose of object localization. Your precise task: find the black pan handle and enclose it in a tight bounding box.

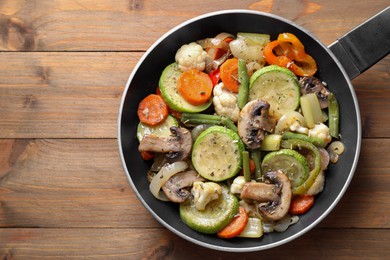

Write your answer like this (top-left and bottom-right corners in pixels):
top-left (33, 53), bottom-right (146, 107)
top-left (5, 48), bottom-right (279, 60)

top-left (328, 6), bottom-right (390, 79)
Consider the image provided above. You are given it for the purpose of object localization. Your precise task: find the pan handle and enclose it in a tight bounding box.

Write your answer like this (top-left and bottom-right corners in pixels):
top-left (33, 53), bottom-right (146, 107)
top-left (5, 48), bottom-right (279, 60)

top-left (328, 6), bottom-right (390, 79)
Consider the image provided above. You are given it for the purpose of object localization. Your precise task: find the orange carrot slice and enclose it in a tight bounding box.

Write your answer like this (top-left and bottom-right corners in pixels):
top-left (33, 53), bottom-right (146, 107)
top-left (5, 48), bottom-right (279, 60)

top-left (220, 58), bottom-right (239, 92)
top-left (177, 69), bottom-right (213, 106)
top-left (217, 207), bottom-right (248, 239)
top-left (137, 94), bottom-right (169, 126)
top-left (140, 151), bottom-right (154, 160)
top-left (289, 194), bottom-right (315, 215)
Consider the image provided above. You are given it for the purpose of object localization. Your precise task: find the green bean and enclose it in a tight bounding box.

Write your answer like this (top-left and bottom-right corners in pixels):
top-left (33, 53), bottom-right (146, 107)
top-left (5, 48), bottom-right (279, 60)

top-left (282, 131), bottom-right (326, 147)
top-left (181, 113), bottom-right (221, 126)
top-left (328, 92), bottom-right (339, 138)
top-left (242, 151), bottom-right (251, 182)
top-left (237, 59), bottom-right (249, 109)
top-left (250, 150), bottom-right (262, 180)
top-left (221, 116), bottom-right (238, 132)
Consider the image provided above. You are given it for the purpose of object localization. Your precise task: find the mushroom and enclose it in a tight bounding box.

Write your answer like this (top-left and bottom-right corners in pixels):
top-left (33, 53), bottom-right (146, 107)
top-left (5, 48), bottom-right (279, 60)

top-left (241, 182), bottom-right (281, 202)
top-left (161, 170), bottom-right (204, 203)
top-left (257, 170), bottom-right (292, 221)
top-left (299, 76), bottom-right (331, 109)
top-left (237, 100), bottom-right (276, 149)
top-left (138, 126), bottom-right (192, 162)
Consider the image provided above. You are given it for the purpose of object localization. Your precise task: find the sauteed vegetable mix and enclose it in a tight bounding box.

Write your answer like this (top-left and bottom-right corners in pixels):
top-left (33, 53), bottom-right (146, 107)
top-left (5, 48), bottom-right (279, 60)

top-left (135, 32), bottom-right (344, 239)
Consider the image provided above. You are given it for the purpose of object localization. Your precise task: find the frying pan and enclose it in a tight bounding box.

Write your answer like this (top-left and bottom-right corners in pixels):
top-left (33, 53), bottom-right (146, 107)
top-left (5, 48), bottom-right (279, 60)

top-left (118, 8), bottom-right (390, 252)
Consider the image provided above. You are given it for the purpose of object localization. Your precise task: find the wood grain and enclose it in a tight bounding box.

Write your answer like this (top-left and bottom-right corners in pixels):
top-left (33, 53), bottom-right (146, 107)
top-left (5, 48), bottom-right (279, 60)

top-left (0, 228), bottom-right (389, 259)
top-left (1, 52), bottom-right (389, 138)
top-left (1, 139), bottom-right (389, 229)
top-left (0, 52), bottom-right (141, 138)
top-left (1, 0), bottom-right (389, 258)
top-left (0, 0), bottom-right (388, 51)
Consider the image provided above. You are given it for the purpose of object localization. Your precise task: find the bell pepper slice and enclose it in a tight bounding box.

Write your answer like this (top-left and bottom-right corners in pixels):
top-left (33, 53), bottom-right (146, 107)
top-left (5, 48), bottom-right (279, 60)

top-left (208, 68), bottom-right (221, 86)
top-left (263, 40), bottom-right (294, 68)
top-left (263, 33), bottom-right (318, 77)
top-left (289, 53), bottom-right (317, 76)
top-left (277, 32), bottom-right (305, 59)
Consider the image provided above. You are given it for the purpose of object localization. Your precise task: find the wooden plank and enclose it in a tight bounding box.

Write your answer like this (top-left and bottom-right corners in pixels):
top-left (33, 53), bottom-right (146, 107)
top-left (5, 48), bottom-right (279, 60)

top-left (1, 52), bottom-right (389, 139)
top-left (0, 0), bottom-right (388, 51)
top-left (0, 138), bottom-right (158, 228)
top-left (1, 138), bottom-right (389, 228)
top-left (0, 228), bottom-right (389, 259)
top-left (0, 52), bottom-right (141, 138)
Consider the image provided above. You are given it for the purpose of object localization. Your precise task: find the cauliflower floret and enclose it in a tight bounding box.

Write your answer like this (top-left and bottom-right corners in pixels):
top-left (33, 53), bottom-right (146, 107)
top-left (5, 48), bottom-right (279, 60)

top-left (213, 82), bottom-right (240, 122)
top-left (308, 123), bottom-right (332, 147)
top-left (230, 176), bottom-right (246, 195)
top-left (191, 181), bottom-right (222, 211)
top-left (175, 42), bottom-right (207, 72)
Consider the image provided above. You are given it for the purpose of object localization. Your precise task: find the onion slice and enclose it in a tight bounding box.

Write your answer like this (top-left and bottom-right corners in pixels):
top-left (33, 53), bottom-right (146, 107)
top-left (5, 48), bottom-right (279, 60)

top-left (275, 111), bottom-right (308, 134)
top-left (149, 161), bottom-right (189, 201)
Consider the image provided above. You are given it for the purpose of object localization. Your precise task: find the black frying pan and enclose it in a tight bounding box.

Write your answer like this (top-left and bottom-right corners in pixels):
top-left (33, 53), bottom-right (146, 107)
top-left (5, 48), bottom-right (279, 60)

top-left (118, 8), bottom-right (390, 252)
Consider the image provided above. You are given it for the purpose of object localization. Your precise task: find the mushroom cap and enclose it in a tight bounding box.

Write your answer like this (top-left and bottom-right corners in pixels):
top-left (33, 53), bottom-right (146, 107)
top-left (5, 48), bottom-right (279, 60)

top-left (162, 170), bottom-right (204, 203)
top-left (237, 99), bottom-right (276, 149)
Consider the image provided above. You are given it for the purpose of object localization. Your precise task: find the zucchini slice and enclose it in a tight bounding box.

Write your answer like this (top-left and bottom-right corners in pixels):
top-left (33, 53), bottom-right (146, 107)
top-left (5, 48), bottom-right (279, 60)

top-left (180, 185), bottom-right (239, 234)
top-left (192, 126), bottom-right (244, 182)
top-left (261, 149), bottom-right (309, 189)
top-left (136, 115), bottom-right (178, 142)
top-left (159, 63), bottom-right (212, 113)
top-left (249, 65), bottom-right (300, 120)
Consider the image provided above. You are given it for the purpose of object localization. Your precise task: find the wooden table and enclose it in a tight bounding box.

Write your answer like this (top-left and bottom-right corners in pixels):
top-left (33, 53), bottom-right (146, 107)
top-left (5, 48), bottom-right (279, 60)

top-left (1, 1), bottom-right (389, 258)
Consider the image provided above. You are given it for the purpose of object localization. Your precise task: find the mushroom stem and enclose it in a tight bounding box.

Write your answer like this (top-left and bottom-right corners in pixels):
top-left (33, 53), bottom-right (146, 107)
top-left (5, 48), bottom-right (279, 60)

top-left (138, 126), bottom-right (193, 162)
top-left (241, 182), bottom-right (281, 202)
top-left (258, 170), bottom-right (292, 221)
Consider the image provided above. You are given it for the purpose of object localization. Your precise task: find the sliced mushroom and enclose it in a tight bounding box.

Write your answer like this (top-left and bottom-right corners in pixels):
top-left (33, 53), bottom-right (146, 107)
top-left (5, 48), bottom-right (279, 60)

top-left (237, 100), bottom-right (276, 149)
top-left (258, 170), bottom-right (292, 221)
top-left (299, 76), bottom-right (331, 109)
top-left (240, 182), bottom-right (281, 203)
top-left (161, 170), bottom-right (204, 203)
top-left (138, 126), bottom-right (192, 162)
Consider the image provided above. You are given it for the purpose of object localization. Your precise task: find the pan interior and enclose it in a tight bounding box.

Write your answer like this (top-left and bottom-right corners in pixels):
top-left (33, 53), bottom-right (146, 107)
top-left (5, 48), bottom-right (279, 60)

top-left (118, 10), bottom-right (360, 251)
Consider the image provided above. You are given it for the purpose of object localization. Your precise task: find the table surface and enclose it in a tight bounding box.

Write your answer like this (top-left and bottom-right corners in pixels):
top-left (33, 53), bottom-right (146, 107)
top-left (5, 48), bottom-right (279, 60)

top-left (1, 0), bottom-right (389, 259)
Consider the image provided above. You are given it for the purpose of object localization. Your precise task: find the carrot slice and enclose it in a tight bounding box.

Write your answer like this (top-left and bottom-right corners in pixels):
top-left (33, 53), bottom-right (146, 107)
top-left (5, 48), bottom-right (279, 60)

top-left (177, 69), bottom-right (213, 106)
top-left (289, 194), bottom-right (315, 215)
top-left (217, 206), bottom-right (248, 239)
top-left (140, 151), bottom-right (154, 160)
top-left (220, 58), bottom-right (239, 93)
top-left (137, 94), bottom-right (169, 126)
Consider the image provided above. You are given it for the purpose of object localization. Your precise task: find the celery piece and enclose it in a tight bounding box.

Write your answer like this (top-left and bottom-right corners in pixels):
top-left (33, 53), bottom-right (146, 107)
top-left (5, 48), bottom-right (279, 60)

top-left (260, 134), bottom-right (282, 151)
top-left (237, 32), bottom-right (270, 47)
top-left (300, 93), bottom-right (323, 128)
top-left (237, 217), bottom-right (263, 238)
